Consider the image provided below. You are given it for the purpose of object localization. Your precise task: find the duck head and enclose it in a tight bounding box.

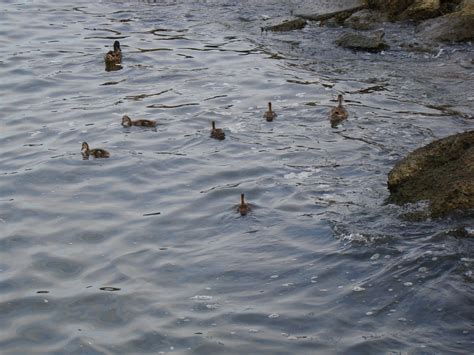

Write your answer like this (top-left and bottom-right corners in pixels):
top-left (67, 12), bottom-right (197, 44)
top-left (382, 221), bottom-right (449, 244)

top-left (81, 142), bottom-right (89, 153)
top-left (113, 40), bottom-right (121, 53)
top-left (122, 115), bottom-right (132, 127)
top-left (337, 94), bottom-right (343, 106)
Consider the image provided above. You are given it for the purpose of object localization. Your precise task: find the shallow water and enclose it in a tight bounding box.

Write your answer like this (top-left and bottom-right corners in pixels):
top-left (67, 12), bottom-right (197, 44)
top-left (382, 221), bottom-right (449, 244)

top-left (1, 1), bottom-right (473, 354)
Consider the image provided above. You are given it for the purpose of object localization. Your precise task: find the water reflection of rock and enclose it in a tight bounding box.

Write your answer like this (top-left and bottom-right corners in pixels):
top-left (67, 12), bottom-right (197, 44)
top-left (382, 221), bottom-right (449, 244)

top-left (387, 130), bottom-right (474, 218)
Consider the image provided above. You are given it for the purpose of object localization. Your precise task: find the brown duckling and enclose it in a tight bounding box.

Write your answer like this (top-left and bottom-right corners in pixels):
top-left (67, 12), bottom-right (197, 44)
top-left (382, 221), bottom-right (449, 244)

top-left (104, 40), bottom-right (122, 66)
top-left (81, 142), bottom-right (110, 159)
top-left (329, 94), bottom-right (348, 128)
top-left (210, 121), bottom-right (225, 140)
top-left (238, 193), bottom-right (250, 216)
top-left (122, 115), bottom-right (157, 128)
top-left (263, 102), bottom-right (277, 122)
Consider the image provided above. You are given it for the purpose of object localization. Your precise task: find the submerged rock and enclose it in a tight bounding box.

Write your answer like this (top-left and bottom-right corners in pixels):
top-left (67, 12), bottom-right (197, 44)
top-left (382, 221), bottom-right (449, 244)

top-left (400, 41), bottom-right (437, 54)
top-left (387, 130), bottom-right (474, 217)
top-left (335, 30), bottom-right (389, 51)
top-left (263, 18), bottom-right (307, 32)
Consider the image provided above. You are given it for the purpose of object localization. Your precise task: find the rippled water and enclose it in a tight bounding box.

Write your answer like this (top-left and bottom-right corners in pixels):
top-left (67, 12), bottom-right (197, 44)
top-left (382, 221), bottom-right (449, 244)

top-left (1, 1), bottom-right (473, 353)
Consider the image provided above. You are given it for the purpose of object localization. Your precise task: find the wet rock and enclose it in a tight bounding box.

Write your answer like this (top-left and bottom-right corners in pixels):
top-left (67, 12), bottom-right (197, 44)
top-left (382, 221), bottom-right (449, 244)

top-left (335, 30), bottom-right (389, 51)
top-left (416, 4), bottom-right (474, 42)
top-left (294, 0), bottom-right (367, 21)
top-left (387, 130), bottom-right (474, 217)
top-left (344, 9), bottom-right (388, 30)
top-left (263, 18), bottom-right (307, 32)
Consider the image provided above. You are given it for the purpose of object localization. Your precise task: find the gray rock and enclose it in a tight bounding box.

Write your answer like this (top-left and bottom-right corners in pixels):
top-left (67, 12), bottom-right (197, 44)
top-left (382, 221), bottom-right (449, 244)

top-left (293, 0), bottom-right (367, 21)
top-left (335, 30), bottom-right (389, 51)
top-left (344, 9), bottom-right (387, 30)
top-left (416, 12), bottom-right (474, 41)
top-left (387, 130), bottom-right (474, 217)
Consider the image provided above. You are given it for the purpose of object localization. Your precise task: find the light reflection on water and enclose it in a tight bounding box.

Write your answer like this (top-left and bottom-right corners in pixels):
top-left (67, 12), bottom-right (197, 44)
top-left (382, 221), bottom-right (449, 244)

top-left (0, 1), bottom-right (473, 353)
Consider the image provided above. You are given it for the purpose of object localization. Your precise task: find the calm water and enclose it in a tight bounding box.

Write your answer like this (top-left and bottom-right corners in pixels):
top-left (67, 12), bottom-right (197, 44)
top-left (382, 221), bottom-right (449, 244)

top-left (1, 1), bottom-right (473, 354)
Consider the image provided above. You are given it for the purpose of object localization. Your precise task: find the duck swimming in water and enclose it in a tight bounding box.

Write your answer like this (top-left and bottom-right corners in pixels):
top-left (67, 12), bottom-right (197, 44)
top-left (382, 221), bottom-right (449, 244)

top-left (210, 121), bottom-right (225, 140)
top-left (329, 94), bottom-right (348, 128)
top-left (104, 40), bottom-right (122, 68)
top-left (238, 193), bottom-right (250, 216)
top-left (122, 115), bottom-right (157, 128)
top-left (81, 142), bottom-right (110, 159)
top-left (263, 102), bottom-right (277, 122)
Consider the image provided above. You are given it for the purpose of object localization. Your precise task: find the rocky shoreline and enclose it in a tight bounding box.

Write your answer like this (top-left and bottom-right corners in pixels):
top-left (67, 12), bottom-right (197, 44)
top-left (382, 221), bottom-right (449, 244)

top-left (266, 0), bottom-right (474, 51)
top-left (264, 1), bottom-right (474, 218)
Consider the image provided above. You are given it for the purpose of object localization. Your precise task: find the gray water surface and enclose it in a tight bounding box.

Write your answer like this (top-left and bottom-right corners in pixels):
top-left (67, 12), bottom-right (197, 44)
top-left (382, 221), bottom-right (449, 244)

top-left (1, 1), bottom-right (473, 354)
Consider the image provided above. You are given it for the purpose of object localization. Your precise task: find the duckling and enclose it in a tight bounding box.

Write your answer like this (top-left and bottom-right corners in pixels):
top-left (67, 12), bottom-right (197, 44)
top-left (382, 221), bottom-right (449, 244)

top-left (121, 115), bottom-right (157, 128)
top-left (210, 121), bottom-right (225, 140)
top-left (238, 193), bottom-right (250, 216)
top-left (81, 142), bottom-right (110, 159)
top-left (329, 94), bottom-right (348, 128)
top-left (263, 102), bottom-right (277, 122)
top-left (104, 40), bottom-right (122, 66)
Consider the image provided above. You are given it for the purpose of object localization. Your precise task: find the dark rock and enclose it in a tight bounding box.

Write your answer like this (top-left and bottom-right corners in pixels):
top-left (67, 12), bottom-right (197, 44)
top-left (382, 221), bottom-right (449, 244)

top-left (344, 9), bottom-right (388, 30)
top-left (387, 130), bottom-right (474, 217)
top-left (416, 11), bottom-right (474, 41)
top-left (335, 30), bottom-right (389, 51)
top-left (263, 18), bottom-right (307, 32)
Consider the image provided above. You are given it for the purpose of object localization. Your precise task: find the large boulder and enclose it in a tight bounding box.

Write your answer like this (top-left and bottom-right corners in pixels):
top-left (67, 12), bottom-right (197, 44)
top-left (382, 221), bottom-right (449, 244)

top-left (387, 130), bottom-right (474, 217)
top-left (335, 30), bottom-right (389, 51)
top-left (416, 5), bottom-right (474, 41)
